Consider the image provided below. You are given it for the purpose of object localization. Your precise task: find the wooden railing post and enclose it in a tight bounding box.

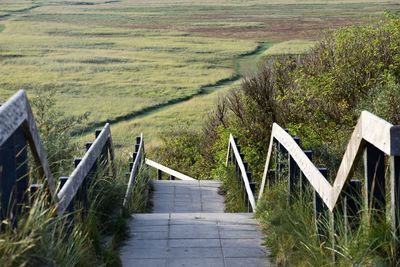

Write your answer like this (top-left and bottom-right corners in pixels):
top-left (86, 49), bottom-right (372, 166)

top-left (74, 158), bottom-right (88, 213)
top-left (14, 127), bottom-right (29, 223)
top-left (300, 150), bottom-right (313, 196)
top-left (0, 132), bottom-right (16, 222)
top-left (364, 143), bottom-right (386, 222)
top-left (344, 179), bottom-right (362, 233)
top-left (288, 137), bottom-right (300, 203)
top-left (157, 169), bottom-right (162, 180)
top-left (314, 168), bottom-right (329, 241)
top-left (85, 142), bottom-right (97, 185)
top-left (59, 176), bottom-right (74, 214)
top-left (96, 129), bottom-right (108, 168)
top-left (390, 153), bottom-right (400, 261)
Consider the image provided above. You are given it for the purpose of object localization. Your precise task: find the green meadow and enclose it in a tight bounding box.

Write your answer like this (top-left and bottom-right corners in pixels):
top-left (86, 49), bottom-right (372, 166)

top-left (0, 0), bottom-right (398, 150)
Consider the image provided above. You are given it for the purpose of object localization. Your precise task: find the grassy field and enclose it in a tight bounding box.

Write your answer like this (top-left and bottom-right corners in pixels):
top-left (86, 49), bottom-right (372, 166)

top-left (0, 0), bottom-right (399, 152)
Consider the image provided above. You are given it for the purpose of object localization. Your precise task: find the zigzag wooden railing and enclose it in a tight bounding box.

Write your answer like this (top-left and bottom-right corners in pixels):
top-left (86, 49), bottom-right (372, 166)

top-left (226, 134), bottom-right (256, 212)
top-left (258, 111), bottom-right (400, 251)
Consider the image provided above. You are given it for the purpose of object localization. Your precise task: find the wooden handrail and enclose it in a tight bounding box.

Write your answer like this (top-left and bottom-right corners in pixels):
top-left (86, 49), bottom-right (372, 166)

top-left (0, 90), bottom-right (56, 199)
top-left (145, 159), bottom-right (196, 181)
top-left (259, 111), bottom-right (399, 211)
top-left (123, 133), bottom-right (144, 207)
top-left (226, 134), bottom-right (256, 211)
top-left (57, 123), bottom-right (114, 215)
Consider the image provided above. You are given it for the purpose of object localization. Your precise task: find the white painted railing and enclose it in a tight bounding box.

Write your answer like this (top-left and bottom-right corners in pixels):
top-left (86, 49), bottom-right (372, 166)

top-left (145, 158), bottom-right (196, 181)
top-left (259, 111), bottom-right (399, 211)
top-left (226, 134), bottom-right (256, 211)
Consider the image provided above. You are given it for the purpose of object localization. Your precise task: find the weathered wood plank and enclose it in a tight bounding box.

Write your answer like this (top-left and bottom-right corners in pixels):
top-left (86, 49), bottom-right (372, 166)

top-left (267, 124), bottom-right (333, 209)
top-left (361, 111), bottom-right (392, 155)
top-left (258, 134), bottom-right (274, 199)
top-left (123, 133), bottom-right (144, 208)
top-left (145, 158), bottom-right (196, 181)
top-left (0, 90), bottom-right (27, 147)
top-left (57, 123), bottom-right (111, 215)
top-left (0, 90), bottom-right (56, 200)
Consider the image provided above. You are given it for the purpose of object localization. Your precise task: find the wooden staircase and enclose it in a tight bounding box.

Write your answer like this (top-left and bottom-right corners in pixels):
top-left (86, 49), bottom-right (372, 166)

top-left (120, 180), bottom-right (272, 267)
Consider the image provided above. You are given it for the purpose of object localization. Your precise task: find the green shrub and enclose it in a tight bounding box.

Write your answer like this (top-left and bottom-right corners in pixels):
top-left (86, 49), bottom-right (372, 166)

top-left (30, 86), bottom-right (89, 176)
top-left (154, 126), bottom-right (206, 179)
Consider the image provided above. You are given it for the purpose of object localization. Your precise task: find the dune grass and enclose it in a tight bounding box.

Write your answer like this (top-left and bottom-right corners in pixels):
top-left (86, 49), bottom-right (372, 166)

top-left (256, 181), bottom-right (395, 266)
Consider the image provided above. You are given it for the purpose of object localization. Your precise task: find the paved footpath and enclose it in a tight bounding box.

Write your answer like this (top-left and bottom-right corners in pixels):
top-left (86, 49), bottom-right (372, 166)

top-left (120, 180), bottom-right (272, 267)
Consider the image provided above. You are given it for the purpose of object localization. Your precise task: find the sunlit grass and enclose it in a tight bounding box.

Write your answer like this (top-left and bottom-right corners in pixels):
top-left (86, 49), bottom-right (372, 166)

top-left (0, 0), bottom-right (397, 150)
top-left (92, 80), bottom-right (241, 150)
top-left (262, 40), bottom-right (316, 57)
top-left (0, 19), bottom-right (255, 124)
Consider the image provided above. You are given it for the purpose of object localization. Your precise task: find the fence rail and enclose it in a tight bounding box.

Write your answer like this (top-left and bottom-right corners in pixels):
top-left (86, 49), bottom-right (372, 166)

top-left (123, 133), bottom-right (145, 208)
top-left (57, 123), bottom-right (116, 215)
top-left (145, 159), bottom-right (196, 181)
top-left (255, 110), bottom-right (400, 255)
top-left (259, 111), bottom-right (400, 211)
top-left (0, 90), bottom-right (56, 199)
top-left (0, 90), bottom-right (118, 223)
top-left (225, 134), bottom-right (256, 211)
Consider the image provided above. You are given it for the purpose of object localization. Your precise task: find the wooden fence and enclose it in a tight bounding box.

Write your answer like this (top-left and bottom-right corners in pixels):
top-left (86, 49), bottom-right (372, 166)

top-left (0, 89), bottom-right (197, 227)
top-left (255, 111), bottom-right (400, 254)
top-left (0, 90), bottom-right (56, 222)
top-left (57, 123), bottom-right (116, 215)
top-left (0, 90), bottom-right (132, 226)
top-left (225, 134), bottom-right (256, 212)
top-left (123, 133), bottom-right (145, 208)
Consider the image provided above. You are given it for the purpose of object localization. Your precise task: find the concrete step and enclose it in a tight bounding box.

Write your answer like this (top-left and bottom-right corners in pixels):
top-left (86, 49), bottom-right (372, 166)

top-left (120, 213), bottom-right (272, 267)
top-left (151, 180), bottom-right (225, 213)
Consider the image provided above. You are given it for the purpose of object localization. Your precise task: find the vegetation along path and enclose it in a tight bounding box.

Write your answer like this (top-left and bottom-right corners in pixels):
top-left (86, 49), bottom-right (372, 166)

top-left (120, 180), bottom-right (272, 267)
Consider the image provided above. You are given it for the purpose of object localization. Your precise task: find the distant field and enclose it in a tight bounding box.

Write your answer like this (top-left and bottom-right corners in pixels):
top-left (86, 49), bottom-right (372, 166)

top-left (0, 0), bottom-right (398, 150)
